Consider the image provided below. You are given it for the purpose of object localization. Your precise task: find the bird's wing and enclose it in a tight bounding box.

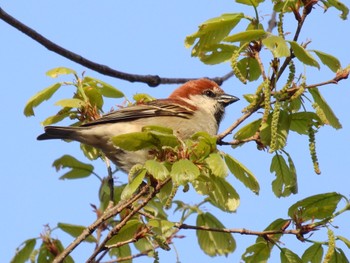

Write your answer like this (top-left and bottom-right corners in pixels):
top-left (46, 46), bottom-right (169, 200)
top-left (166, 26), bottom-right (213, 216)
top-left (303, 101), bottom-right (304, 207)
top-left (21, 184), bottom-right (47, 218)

top-left (82, 99), bottom-right (195, 127)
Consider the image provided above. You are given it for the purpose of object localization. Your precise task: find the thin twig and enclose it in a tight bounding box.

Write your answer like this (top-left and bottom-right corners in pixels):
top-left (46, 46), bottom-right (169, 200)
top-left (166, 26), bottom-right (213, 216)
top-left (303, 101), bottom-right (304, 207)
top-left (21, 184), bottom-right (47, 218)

top-left (87, 178), bottom-right (171, 262)
top-left (176, 223), bottom-right (299, 236)
top-left (217, 104), bottom-right (260, 141)
top-left (52, 184), bottom-right (151, 263)
top-left (0, 7), bottom-right (233, 87)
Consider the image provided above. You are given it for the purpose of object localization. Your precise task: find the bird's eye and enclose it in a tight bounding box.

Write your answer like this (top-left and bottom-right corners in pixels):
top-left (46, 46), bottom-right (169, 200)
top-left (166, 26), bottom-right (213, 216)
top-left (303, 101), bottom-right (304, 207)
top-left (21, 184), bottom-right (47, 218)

top-left (204, 89), bottom-right (216, 98)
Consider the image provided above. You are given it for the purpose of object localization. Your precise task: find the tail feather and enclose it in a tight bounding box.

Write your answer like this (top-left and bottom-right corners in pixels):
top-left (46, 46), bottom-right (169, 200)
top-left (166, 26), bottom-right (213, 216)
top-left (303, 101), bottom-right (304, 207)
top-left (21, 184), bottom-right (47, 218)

top-left (37, 126), bottom-right (80, 141)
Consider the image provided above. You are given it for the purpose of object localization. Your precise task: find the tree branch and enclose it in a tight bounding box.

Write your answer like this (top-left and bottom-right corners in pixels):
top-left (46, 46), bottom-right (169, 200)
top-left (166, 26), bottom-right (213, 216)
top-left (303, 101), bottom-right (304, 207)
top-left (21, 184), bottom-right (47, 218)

top-left (176, 223), bottom-right (299, 236)
top-left (217, 103), bottom-right (261, 141)
top-left (86, 178), bottom-right (171, 262)
top-left (0, 7), bottom-right (233, 87)
top-left (52, 184), bottom-right (151, 263)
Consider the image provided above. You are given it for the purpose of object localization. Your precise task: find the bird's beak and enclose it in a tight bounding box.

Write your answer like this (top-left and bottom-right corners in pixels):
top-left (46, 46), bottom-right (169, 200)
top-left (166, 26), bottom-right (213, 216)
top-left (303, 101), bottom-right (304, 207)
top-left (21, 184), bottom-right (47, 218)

top-left (218, 93), bottom-right (240, 106)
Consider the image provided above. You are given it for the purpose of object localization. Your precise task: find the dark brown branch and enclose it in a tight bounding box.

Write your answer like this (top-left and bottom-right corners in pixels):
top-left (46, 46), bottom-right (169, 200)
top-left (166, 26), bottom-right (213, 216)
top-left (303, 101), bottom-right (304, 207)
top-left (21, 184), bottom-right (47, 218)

top-left (52, 184), bottom-right (151, 263)
top-left (0, 7), bottom-right (232, 87)
top-left (87, 178), bottom-right (170, 262)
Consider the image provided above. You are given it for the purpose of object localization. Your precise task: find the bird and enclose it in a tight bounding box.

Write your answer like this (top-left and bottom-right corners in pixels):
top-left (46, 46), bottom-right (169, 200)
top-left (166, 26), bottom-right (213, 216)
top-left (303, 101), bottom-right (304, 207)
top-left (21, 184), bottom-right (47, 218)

top-left (37, 78), bottom-right (239, 173)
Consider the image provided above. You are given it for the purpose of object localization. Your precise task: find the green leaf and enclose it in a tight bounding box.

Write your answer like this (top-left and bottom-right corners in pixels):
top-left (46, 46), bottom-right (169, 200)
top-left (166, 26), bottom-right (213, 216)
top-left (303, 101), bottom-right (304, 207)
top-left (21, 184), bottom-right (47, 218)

top-left (288, 192), bottom-right (343, 221)
top-left (290, 112), bottom-right (321, 135)
top-left (262, 35), bottom-right (290, 58)
top-left (337, 235), bottom-right (350, 249)
top-left (196, 212), bottom-right (236, 256)
top-left (143, 199), bottom-right (168, 219)
top-left (109, 245), bottom-right (132, 263)
top-left (52, 155), bottom-right (94, 180)
top-left (224, 29), bottom-right (267, 43)
top-left (148, 219), bottom-right (174, 237)
top-left (205, 153), bottom-right (228, 178)
top-left (133, 93), bottom-right (155, 103)
top-left (185, 13), bottom-right (244, 56)
top-left (84, 76), bottom-right (124, 98)
top-left (189, 132), bottom-right (217, 161)
top-left (270, 153), bottom-right (297, 197)
top-left (147, 129), bottom-right (180, 148)
top-left (121, 169), bottom-right (146, 201)
top-left (41, 108), bottom-right (72, 126)
top-left (237, 57), bottom-right (262, 81)
top-left (106, 220), bottom-right (143, 246)
top-left (235, 0), bottom-right (264, 6)
top-left (329, 248), bottom-right (350, 263)
top-left (112, 132), bottom-right (155, 151)
top-left (256, 218), bottom-right (290, 243)
top-left (55, 98), bottom-right (85, 108)
top-left (209, 176), bottom-right (240, 212)
top-left (199, 44), bottom-right (238, 65)
top-left (113, 127), bottom-right (179, 151)
top-left (288, 41), bottom-right (320, 68)
top-left (142, 125), bottom-right (174, 135)
top-left (234, 119), bottom-right (261, 141)
top-left (324, 0), bottom-right (349, 20)
top-left (193, 174), bottom-right (240, 212)
top-left (243, 219), bottom-right (290, 262)
top-left (24, 83), bottom-right (61, 116)
top-left (38, 238), bottom-right (74, 263)
top-left (145, 160), bottom-right (169, 181)
top-left (84, 86), bottom-right (104, 109)
top-left (243, 94), bottom-right (258, 104)
top-left (11, 239), bottom-right (36, 263)
top-left (309, 88), bottom-right (342, 129)
top-left (302, 243), bottom-right (324, 263)
top-left (242, 242), bottom-right (272, 263)
top-left (171, 159), bottom-right (200, 185)
top-left (58, 222), bottom-right (97, 243)
top-left (311, 50), bottom-right (341, 72)
top-left (46, 67), bottom-right (77, 78)
top-left (224, 154), bottom-right (260, 194)
top-left (280, 248), bottom-right (303, 263)
top-left (80, 143), bottom-right (101, 161)
top-left (134, 238), bottom-right (154, 255)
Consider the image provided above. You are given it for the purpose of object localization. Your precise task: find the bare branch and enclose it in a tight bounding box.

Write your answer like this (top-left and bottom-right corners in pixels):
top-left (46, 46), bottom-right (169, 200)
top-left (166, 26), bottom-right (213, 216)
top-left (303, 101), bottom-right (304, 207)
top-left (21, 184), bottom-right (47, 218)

top-left (176, 223), bottom-right (299, 236)
top-left (0, 7), bottom-right (233, 87)
top-left (52, 184), bottom-right (151, 263)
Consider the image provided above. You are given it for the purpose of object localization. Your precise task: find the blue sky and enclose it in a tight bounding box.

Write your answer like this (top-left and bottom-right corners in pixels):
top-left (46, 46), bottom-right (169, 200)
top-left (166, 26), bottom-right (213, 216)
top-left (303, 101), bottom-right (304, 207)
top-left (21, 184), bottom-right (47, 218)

top-left (1, 1), bottom-right (350, 262)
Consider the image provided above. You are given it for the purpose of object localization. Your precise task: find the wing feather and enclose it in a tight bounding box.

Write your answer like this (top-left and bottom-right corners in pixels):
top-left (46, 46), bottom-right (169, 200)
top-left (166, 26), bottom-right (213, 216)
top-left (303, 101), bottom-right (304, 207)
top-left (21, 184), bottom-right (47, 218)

top-left (82, 100), bottom-right (194, 127)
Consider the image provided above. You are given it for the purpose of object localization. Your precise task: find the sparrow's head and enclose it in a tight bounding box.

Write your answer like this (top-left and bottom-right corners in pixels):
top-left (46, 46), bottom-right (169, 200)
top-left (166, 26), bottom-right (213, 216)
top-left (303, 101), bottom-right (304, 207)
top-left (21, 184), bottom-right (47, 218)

top-left (169, 78), bottom-right (239, 125)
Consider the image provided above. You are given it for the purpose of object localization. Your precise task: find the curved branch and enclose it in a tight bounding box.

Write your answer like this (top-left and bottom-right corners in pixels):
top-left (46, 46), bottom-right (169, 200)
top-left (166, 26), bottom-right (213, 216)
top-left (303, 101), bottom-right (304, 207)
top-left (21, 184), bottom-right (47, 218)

top-left (0, 7), bottom-right (233, 87)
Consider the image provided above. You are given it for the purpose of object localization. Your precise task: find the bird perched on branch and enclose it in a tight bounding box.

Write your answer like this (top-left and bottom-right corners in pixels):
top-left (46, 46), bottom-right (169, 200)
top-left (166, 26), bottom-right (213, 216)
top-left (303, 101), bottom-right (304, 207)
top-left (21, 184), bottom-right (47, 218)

top-left (37, 78), bottom-right (239, 173)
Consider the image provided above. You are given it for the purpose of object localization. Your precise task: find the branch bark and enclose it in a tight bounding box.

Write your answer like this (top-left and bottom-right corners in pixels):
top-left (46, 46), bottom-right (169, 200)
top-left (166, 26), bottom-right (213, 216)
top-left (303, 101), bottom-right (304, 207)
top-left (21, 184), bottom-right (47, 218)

top-left (52, 184), bottom-right (151, 263)
top-left (0, 7), bottom-right (233, 87)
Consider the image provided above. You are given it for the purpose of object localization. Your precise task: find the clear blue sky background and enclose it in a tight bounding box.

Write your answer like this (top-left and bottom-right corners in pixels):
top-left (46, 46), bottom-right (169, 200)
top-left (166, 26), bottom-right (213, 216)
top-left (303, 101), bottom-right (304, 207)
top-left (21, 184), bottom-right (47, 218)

top-left (1, 1), bottom-right (350, 262)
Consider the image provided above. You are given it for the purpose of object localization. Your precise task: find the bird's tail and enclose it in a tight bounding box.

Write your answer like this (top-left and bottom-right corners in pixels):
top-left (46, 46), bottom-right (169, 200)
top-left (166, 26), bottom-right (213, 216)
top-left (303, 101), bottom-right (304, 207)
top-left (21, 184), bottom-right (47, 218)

top-left (37, 126), bottom-right (81, 141)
